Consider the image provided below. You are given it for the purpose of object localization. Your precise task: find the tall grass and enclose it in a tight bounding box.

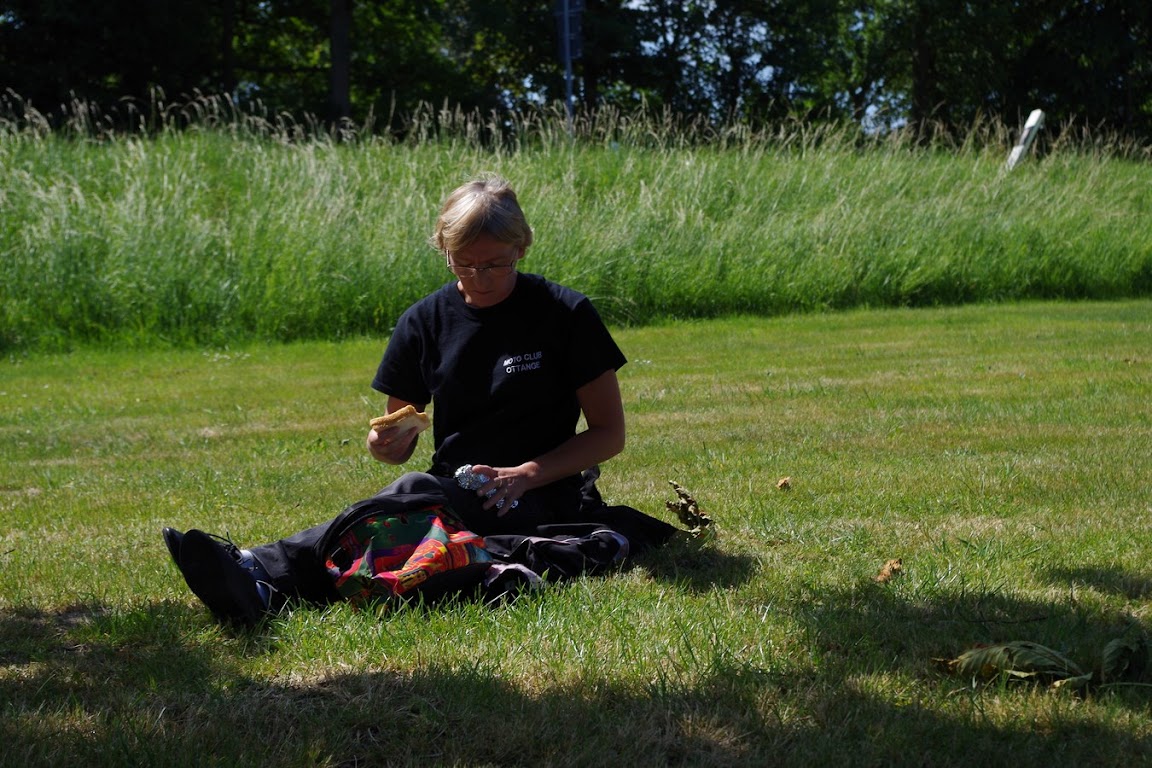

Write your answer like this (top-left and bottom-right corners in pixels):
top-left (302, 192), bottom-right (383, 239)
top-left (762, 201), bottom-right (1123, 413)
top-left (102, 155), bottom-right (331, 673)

top-left (2, 93), bottom-right (1150, 352)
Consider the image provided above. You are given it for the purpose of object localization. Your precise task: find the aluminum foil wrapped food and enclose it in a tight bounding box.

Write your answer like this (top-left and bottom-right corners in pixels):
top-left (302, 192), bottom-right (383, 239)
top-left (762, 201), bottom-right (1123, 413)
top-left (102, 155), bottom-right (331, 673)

top-left (454, 464), bottom-right (518, 509)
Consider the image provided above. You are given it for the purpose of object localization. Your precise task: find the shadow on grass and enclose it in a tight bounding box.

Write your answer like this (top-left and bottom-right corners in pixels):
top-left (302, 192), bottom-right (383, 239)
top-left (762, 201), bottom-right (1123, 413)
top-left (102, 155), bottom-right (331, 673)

top-left (3, 588), bottom-right (1150, 767)
top-left (1040, 565), bottom-right (1152, 600)
top-left (790, 568), bottom-right (1151, 699)
top-left (636, 534), bottom-right (760, 592)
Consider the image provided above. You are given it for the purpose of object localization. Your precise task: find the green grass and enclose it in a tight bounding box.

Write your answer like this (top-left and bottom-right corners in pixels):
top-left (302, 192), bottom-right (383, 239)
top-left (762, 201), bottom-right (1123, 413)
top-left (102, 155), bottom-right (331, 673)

top-left (2, 108), bottom-right (1151, 352)
top-left (2, 300), bottom-right (1150, 766)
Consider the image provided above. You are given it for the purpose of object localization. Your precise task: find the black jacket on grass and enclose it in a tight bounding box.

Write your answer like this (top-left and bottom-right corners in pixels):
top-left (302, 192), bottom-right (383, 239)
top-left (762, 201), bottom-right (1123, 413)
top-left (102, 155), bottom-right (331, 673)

top-left (248, 469), bottom-right (677, 610)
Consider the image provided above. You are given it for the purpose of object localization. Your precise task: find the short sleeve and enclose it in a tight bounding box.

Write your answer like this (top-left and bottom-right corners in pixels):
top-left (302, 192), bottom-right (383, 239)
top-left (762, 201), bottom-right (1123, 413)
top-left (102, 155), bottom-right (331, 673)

top-left (371, 308), bottom-right (432, 405)
top-left (566, 296), bottom-right (627, 389)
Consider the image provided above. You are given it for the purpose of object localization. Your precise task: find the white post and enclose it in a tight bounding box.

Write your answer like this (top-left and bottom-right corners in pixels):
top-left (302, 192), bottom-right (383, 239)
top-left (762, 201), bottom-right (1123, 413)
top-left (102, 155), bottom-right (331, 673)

top-left (1006, 109), bottom-right (1045, 170)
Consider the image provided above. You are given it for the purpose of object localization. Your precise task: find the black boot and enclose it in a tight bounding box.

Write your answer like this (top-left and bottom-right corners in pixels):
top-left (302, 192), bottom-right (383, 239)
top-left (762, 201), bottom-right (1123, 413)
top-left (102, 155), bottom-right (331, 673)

top-left (165, 528), bottom-right (272, 628)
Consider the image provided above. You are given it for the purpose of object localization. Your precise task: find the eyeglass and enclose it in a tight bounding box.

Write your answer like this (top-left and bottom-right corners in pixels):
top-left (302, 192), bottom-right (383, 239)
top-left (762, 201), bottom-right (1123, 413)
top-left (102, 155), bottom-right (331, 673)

top-left (445, 252), bottom-right (517, 279)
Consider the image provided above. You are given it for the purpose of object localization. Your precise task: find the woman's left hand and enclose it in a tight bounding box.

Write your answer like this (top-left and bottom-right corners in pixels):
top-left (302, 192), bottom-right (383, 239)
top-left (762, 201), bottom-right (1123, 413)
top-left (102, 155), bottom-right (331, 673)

top-left (472, 462), bottom-right (538, 514)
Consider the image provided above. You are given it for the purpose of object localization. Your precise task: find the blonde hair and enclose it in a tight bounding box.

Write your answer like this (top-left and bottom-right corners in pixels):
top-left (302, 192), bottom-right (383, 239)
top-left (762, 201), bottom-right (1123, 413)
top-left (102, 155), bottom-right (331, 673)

top-left (430, 174), bottom-right (534, 254)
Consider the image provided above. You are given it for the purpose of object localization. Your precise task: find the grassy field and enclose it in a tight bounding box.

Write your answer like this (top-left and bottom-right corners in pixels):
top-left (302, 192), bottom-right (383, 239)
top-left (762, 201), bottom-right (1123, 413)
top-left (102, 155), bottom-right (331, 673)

top-left (2, 299), bottom-right (1150, 766)
top-left (2, 103), bottom-right (1151, 352)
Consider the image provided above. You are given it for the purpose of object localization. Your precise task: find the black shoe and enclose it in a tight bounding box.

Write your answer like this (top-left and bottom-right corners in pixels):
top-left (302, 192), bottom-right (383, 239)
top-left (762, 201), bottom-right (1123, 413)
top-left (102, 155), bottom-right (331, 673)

top-left (175, 529), bottom-right (268, 628)
top-left (161, 527), bottom-right (184, 566)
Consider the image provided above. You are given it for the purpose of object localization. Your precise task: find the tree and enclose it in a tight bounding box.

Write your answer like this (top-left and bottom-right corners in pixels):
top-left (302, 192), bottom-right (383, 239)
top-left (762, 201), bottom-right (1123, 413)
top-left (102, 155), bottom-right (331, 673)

top-left (0, 0), bottom-right (226, 115)
top-left (576, 0), bottom-right (646, 111)
top-left (1023, 0), bottom-right (1152, 134)
top-left (2, 0), bottom-right (1150, 139)
top-left (840, 1), bottom-right (1152, 138)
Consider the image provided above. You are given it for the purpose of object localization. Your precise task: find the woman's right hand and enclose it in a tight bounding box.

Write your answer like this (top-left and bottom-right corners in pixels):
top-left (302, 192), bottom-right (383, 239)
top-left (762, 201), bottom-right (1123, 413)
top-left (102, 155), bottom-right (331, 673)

top-left (366, 424), bottom-right (419, 464)
top-left (367, 397), bottom-right (425, 464)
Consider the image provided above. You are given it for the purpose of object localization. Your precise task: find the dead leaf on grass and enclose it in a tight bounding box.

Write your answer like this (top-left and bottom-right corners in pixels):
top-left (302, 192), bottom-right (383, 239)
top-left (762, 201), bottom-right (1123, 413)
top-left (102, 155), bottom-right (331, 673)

top-left (943, 641), bottom-right (1084, 683)
top-left (873, 558), bottom-right (903, 583)
top-left (666, 481), bottom-right (714, 538)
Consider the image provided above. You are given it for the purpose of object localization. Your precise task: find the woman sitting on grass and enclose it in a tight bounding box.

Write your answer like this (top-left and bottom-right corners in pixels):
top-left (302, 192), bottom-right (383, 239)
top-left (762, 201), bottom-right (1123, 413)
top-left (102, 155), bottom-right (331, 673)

top-left (162, 173), bottom-right (659, 627)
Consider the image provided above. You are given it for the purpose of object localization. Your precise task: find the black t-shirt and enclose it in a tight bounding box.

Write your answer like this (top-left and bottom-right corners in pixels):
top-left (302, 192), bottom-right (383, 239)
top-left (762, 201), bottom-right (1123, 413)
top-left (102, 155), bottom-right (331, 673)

top-left (372, 273), bottom-right (626, 485)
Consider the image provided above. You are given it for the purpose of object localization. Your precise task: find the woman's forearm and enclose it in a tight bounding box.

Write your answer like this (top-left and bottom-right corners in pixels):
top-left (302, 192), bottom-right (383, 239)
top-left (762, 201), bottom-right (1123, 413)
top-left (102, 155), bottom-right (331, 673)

top-left (519, 422), bottom-right (625, 490)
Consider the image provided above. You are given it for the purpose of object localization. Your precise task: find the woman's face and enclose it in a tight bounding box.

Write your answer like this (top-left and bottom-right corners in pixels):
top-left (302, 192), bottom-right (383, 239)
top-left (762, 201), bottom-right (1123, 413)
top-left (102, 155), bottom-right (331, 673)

top-left (446, 233), bottom-right (524, 308)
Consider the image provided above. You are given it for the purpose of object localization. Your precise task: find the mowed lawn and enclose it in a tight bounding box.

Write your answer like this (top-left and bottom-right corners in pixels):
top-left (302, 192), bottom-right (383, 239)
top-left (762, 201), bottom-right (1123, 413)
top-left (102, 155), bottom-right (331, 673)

top-left (1, 299), bottom-right (1150, 766)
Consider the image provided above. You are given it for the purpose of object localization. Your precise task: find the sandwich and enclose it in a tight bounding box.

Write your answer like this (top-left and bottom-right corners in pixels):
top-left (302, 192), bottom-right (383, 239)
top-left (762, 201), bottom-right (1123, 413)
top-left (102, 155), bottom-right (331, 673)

top-left (369, 405), bottom-right (430, 435)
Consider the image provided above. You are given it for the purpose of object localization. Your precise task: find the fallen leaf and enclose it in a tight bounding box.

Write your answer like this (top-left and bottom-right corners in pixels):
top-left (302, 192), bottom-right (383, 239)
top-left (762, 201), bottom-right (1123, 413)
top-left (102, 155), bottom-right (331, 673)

top-left (873, 558), bottom-right (903, 583)
top-left (665, 481), bottom-right (714, 538)
top-left (947, 641), bottom-right (1083, 682)
top-left (1099, 624), bottom-right (1148, 683)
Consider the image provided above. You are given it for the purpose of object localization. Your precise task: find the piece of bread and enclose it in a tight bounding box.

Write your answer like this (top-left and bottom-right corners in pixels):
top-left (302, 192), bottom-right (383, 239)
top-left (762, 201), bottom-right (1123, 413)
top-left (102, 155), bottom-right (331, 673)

top-left (369, 405), bottom-right (430, 435)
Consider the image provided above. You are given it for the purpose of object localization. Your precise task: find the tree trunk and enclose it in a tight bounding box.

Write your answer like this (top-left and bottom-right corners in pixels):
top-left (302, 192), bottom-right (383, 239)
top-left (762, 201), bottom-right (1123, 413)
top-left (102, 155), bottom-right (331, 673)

top-left (909, 2), bottom-right (937, 138)
top-left (329, 0), bottom-right (353, 123)
top-left (220, 0), bottom-right (237, 94)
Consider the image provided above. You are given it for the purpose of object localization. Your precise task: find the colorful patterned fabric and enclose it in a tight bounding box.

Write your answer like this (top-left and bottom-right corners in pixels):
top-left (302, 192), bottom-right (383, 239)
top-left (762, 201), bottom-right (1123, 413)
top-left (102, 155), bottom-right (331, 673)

top-left (325, 505), bottom-right (491, 604)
